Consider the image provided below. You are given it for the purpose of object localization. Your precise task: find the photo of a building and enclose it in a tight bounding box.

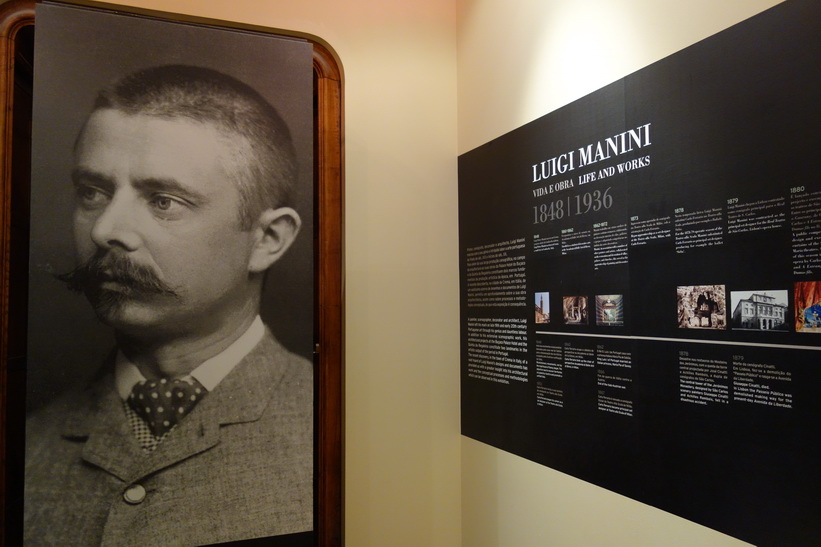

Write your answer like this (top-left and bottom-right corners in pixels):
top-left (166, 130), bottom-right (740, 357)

top-left (535, 292), bottom-right (550, 324)
top-left (730, 290), bottom-right (788, 331)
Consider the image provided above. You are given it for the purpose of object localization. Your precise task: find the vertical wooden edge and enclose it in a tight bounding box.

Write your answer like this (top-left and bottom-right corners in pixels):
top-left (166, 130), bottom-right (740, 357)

top-left (0, 4), bottom-right (345, 545)
top-left (0, 2), bottom-right (35, 545)
top-left (312, 41), bottom-right (345, 547)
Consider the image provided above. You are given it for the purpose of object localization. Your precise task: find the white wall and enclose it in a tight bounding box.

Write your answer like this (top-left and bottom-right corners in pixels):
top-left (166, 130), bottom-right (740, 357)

top-left (457, 1), bottom-right (783, 545)
top-left (73, 0), bottom-right (462, 545)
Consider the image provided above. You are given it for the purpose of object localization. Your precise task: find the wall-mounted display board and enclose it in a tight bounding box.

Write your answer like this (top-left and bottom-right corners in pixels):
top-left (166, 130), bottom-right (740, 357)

top-left (458, 1), bottom-right (820, 544)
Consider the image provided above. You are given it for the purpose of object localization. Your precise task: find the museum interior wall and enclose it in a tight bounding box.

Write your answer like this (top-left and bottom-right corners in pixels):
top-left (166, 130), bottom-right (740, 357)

top-left (17, 0), bottom-right (793, 545)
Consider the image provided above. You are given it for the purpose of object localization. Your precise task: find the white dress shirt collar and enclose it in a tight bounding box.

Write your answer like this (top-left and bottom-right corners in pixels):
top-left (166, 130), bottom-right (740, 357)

top-left (115, 316), bottom-right (266, 400)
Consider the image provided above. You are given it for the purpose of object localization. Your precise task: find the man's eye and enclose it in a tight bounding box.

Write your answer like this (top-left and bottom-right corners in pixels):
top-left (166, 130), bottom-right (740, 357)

top-left (150, 194), bottom-right (186, 214)
top-left (76, 185), bottom-right (109, 206)
top-left (153, 196), bottom-right (173, 210)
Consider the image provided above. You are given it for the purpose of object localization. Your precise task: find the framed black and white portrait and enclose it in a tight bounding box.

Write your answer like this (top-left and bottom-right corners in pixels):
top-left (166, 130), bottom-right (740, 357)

top-left (0, 1), bottom-right (344, 545)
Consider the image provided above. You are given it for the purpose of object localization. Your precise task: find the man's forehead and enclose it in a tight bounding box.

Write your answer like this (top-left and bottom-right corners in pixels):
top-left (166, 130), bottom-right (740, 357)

top-left (83, 108), bottom-right (229, 140)
top-left (77, 109), bottom-right (246, 162)
top-left (75, 109), bottom-right (244, 191)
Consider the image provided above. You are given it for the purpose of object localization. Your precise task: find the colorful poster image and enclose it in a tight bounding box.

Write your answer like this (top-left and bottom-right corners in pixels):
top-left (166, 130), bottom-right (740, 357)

top-left (677, 285), bottom-right (727, 329)
top-left (595, 295), bottom-right (624, 326)
top-left (535, 292), bottom-right (550, 324)
top-left (795, 281), bottom-right (821, 333)
top-left (730, 290), bottom-right (788, 331)
top-left (563, 296), bottom-right (588, 325)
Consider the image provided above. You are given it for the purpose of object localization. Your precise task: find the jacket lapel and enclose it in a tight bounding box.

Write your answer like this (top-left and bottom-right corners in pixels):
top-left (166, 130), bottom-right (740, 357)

top-left (133, 331), bottom-right (287, 480)
top-left (61, 372), bottom-right (145, 482)
top-left (65, 332), bottom-right (287, 482)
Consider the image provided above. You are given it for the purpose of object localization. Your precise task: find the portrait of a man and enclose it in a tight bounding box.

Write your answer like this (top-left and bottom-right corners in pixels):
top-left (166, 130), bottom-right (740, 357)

top-left (23, 5), bottom-right (314, 545)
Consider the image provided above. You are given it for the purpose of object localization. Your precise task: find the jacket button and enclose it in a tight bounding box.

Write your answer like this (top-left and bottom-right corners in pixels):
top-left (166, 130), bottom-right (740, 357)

top-left (123, 484), bottom-right (146, 504)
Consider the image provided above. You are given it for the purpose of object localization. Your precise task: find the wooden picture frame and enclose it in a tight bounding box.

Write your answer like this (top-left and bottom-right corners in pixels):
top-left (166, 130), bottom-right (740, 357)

top-left (0, 1), bottom-right (344, 545)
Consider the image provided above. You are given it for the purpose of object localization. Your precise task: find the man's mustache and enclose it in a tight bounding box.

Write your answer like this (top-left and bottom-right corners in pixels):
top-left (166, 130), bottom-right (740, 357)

top-left (58, 252), bottom-right (179, 298)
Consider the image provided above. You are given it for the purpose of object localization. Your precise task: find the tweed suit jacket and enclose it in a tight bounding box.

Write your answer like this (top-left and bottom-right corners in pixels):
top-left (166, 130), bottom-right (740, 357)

top-left (24, 329), bottom-right (313, 546)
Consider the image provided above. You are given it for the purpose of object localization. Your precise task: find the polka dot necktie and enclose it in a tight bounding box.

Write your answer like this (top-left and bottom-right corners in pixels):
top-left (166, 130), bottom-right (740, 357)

top-left (127, 377), bottom-right (208, 437)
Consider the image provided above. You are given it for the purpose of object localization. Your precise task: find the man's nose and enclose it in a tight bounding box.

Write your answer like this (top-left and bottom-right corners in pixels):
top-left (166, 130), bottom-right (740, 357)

top-left (89, 195), bottom-right (142, 252)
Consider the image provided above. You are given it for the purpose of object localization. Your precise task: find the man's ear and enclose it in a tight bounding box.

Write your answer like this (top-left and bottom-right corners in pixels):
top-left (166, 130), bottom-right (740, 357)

top-left (247, 207), bottom-right (302, 274)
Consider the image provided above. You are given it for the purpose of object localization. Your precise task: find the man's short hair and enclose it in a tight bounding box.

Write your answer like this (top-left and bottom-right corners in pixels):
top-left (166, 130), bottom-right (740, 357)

top-left (90, 65), bottom-right (298, 228)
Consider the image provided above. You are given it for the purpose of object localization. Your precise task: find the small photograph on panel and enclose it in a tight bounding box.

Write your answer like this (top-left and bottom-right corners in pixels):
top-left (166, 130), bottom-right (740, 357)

top-left (563, 296), bottom-right (588, 325)
top-left (677, 284), bottom-right (726, 329)
top-left (730, 290), bottom-right (788, 331)
top-left (595, 294), bottom-right (624, 326)
top-left (535, 292), bottom-right (550, 324)
top-left (794, 281), bottom-right (821, 333)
